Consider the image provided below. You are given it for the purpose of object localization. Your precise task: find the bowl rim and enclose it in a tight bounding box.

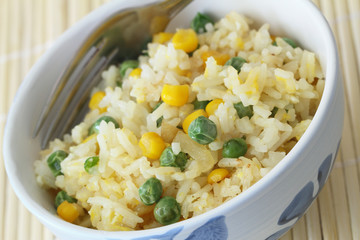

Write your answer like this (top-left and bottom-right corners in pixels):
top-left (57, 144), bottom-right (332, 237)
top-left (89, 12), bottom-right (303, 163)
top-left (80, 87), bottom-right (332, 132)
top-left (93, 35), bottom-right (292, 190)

top-left (3, 0), bottom-right (340, 238)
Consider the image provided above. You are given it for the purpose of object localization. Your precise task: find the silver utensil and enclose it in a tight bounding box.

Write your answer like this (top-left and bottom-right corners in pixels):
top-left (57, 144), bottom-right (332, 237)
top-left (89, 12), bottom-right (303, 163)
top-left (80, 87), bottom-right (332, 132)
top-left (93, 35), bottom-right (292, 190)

top-left (33, 0), bottom-right (193, 149)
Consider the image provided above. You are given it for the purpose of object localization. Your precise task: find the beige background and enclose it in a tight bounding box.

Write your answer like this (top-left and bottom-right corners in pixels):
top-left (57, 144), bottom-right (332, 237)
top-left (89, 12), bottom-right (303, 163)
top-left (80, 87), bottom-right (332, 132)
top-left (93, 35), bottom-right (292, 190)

top-left (1, 0), bottom-right (360, 239)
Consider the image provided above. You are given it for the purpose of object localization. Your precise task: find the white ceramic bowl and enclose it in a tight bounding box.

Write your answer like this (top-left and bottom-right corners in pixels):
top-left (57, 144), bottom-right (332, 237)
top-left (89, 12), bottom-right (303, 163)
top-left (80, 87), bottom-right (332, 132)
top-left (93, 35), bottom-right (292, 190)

top-left (3, 0), bottom-right (343, 239)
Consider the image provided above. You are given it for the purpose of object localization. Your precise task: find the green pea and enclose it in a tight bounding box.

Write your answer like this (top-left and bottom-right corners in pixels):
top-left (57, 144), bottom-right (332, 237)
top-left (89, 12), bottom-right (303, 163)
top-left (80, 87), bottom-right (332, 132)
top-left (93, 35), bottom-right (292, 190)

top-left (225, 57), bottom-right (246, 73)
top-left (270, 107), bottom-right (279, 118)
top-left (154, 196), bottom-right (181, 225)
top-left (188, 116), bottom-right (217, 145)
top-left (47, 150), bottom-right (68, 177)
top-left (84, 156), bottom-right (99, 174)
top-left (88, 116), bottom-right (119, 135)
top-left (193, 99), bottom-right (210, 110)
top-left (119, 60), bottom-right (139, 78)
top-left (160, 147), bottom-right (188, 171)
top-left (139, 178), bottom-right (163, 206)
top-left (234, 102), bottom-right (253, 119)
top-left (222, 138), bottom-right (248, 158)
top-left (191, 12), bottom-right (214, 33)
top-left (156, 116), bottom-right (164, 128)
top-left (55, 191), bottom-right (77, 209)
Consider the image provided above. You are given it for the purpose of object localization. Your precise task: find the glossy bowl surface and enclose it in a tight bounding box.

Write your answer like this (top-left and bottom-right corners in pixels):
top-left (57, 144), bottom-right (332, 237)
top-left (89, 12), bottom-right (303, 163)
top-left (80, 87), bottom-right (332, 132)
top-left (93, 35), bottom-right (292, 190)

top-left (3, 0), bottom-right (343, 239)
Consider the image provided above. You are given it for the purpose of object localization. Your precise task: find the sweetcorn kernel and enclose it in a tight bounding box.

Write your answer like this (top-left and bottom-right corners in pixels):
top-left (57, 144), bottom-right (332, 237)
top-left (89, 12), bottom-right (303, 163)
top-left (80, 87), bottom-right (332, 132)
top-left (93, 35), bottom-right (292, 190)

top-left (57, 201), bottom-right (80, 223)
top-left (205, 99), bottom-right (224, 116)
top-left (161, 84), bottom-right (189, 107)
top-left (172, 29), bottom-right (198, 53)
top-left (201, 51), bottom-right (230, 66)
top-left (139, 132), bottom-right (166, 159)
top-left (153, 32), bottom-right (174, 44)
top-left (89, 91), bottom-right (107, 113)
top-left (129, 68), bottom-right (142, 78)
top-left (208, 168), bottom-right (229, 184)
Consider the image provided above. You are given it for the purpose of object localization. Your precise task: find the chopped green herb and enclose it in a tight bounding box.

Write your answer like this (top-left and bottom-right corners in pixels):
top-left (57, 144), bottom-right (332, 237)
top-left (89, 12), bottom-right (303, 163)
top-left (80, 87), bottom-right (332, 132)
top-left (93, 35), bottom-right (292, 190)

top-left (55, 191), bottom-right (77, 209)
top-left (156, 116), bottom-right (164, 128)
top-left (234, 102), bottom-right (254, 119)
top-left (191, 13), bottom-right (214, 34)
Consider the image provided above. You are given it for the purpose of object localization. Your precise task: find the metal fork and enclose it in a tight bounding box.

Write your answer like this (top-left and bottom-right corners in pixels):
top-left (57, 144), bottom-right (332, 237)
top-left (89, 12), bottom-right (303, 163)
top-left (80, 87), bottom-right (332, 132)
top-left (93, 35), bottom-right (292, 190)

top-left (33, 0), bottom-right (193, 149)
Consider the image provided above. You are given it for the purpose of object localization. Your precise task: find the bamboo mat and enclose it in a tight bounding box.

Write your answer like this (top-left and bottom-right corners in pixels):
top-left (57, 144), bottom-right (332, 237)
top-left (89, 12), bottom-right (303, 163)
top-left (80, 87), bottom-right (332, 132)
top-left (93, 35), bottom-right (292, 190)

top-left (1, 0), bottom-right (359, 239)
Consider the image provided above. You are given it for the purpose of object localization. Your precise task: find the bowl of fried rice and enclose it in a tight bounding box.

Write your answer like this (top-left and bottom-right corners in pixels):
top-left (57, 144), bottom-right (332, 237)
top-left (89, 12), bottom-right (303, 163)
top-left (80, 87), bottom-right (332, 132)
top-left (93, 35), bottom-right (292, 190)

top-left (3, 0), bottom-right (343, 239)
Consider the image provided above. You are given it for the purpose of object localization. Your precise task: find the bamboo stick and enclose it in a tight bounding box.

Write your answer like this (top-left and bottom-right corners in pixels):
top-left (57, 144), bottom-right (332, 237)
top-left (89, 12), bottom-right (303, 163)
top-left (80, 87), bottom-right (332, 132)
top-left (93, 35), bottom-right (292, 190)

top-left (280, 230), bottom-right (293, 240)
top-left (17, 204), bottom-right (31, 240)
top-left (0, 125), bottom-right (6, 240)
top-left (4, 1), bottom-right (22, 239)
top-left (311, 0), bottom-right (320, 8)
top-left (30, 215), bottom-right (43, 240)
top-left (4, 182), bottom-right (19, 240)
top-left (91, 0), bottom-right (106, 9)
top-left (42, 227), bottom-right (54, 240)
top-left (0, 0), bottom-right (10, 238)
top-left (328, 155), bottom-right (353, 240)
top-left (318, 182), bottom-right (338, 239)
top-left (346, 0), bottom-right (360, 76)
top-left (68, 0), bottom-right (92, 27)
top-left (338, 101), bottom-right (360, 240)
top-left (305, 200), bottom-right (322, 240)
top-left (292, 216), bottom-right (307, 240)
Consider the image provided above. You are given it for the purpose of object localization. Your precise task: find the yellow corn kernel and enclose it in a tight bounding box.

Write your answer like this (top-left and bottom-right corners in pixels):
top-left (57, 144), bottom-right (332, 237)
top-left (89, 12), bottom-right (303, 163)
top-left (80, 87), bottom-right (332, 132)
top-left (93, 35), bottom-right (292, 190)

top-left (57, 201), bottom-right (80, 223)
top-left (129, 68), bottom-right (142, 78)
top-left (208, 168), bottom-right (229, 184)
top-left (161, 84), bottom-right (189, 107)
top-left (153, 32), bottom-right (174, 44)
top-left (89, 91), bottom-right (107, 113)
top-left (139, 132), bottom-right (166, 159)
top-left (201, 51), bottom-right (230, 66)
top-left (182, 109), bottom-right (208, 133)
top-left (172, 29), bottom-right (198, 53)
top-left (205, 99), bottom-right (224, 116)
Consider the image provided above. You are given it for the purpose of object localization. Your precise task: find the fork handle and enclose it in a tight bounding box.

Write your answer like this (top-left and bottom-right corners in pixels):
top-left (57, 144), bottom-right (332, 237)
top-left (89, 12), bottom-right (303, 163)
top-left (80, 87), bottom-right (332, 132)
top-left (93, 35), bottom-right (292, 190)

top-left (159, 0), bottom-right (194, 17)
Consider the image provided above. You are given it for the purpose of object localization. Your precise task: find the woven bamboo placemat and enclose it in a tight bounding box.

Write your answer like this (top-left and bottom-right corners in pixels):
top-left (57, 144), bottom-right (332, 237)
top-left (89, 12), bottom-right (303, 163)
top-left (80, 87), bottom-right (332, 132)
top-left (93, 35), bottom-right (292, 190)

top-left (1, 0), bottom-right (359, 239)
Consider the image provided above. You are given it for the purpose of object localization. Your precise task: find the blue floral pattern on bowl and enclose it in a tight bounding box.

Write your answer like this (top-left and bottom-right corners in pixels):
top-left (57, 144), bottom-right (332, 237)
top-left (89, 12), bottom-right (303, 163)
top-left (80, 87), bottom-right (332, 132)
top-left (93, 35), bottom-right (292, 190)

top-left (125, 216), bottom-right (227, 240)
top-left (317, 154), bottom-right (333, 192)
top-left (186, 216), bottom-right (227, 240)
top-left (317, 140), bottom-right (340, 193)
top-left (265, 226), bottom-right (292, 240)
top-left (277, 153), bottom-right (333, 226)
top-left (278, 181), bottom-right (314, 225)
